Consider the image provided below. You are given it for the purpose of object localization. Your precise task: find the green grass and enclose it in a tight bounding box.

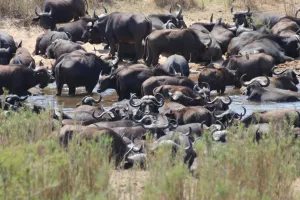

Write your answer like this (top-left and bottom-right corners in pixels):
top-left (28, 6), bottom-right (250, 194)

top-left (0, 109), bottom-right (300, 199)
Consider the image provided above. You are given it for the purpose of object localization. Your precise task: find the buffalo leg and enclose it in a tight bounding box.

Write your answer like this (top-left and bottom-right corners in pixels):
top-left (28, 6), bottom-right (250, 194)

top-left (220, 86), bottom-right (226, 94)
top-left (109, 40), bottom-right (117, 57)
top-left (85, 85), bottom-right (94, 94)
top-left (131, 42), bottom-right (142, 64)
top-left (56, 83), bottom-right (63, 96)
top-left (68, 85), bottom-right (76, 96)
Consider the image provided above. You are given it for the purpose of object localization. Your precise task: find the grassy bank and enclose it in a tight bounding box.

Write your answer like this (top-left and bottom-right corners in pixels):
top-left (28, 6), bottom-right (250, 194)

top-left (0, 109), bottom-right (300, 199)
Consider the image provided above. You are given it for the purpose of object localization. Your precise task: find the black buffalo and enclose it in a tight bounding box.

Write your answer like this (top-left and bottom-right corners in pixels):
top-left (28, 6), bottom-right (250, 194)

top-left (87, 12), bottom-right (152, 63)
top-left (0, 32), bottom-right (22, 65)
top-left (32, 0), bottom-right (88, 30)
top-left (34, 31), bottom-right (71, 56)
top-left (148, 4), bottom-right (186, 31)
top-left (10, 47), bottom-right (35, 68)
top-left (46, 39), bottom-right (86, 59)
top-left (0, 65), bottom-right (53, 95)
top-left (53, 50), bottom-right (118, 96)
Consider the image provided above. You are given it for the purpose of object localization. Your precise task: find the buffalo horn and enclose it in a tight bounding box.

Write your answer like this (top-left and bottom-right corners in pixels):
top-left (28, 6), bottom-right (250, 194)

top-left (240, 74), bottom-right (249, 87)
top-left (271, 66), bottom-right (288, 75)
top-left (92, 109), bottom-right (115, 119)
top-left (153, 93), bottom-right (165, 107)
top-left (35, 7), bottom-right (41, 16)
top-left (176, 4), bottom-right (183, 18)
top-left (103, 6), bottom-right (107, 14)
top-left (296, 9), bottom-right (300, 17)
top-left (221, 96), bottom-right (232, 105)
top-left (129, 94), bottom-right (142, 107)
top-left (260, 75), bottom-right (270, 87)
top-left (210, 13), bottom-right (213, 24)
top-left (230, 6), bottom-right (234, 14)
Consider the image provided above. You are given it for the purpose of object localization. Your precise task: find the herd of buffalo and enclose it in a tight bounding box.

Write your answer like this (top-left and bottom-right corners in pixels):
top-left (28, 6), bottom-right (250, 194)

top-left (2, 0), bottom-right (300, 170)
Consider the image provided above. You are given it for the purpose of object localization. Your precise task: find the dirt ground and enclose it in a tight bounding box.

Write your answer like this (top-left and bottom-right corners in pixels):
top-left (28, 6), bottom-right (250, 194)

top-left (1, 0), bottom-right (300, 198)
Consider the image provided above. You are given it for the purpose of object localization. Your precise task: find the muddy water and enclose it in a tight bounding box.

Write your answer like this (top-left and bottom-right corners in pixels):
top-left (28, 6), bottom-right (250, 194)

top-left (25, 74), bottom-right (300, 117)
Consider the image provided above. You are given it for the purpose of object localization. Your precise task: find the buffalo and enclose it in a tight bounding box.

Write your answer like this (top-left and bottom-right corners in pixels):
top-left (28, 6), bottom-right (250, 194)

top-left (32, 0), bottom-right (88, 30)
top-left (9, 47), bottom-right (35, 68)
top-left (198, 64), bottom-right (238, 93)
top-left (160, 54), bottom-right (190, 77)
top-left (241, 74), bottom-right (300, 102)
top-left (148, 4), bottom-right (186, 31)
top-left (53, 50), bottom-right (118, 96)
top-left (145, 28), bottom-right (212, 66)
top-left (141, 76), bottom-right (196, 96)
top-left (0, 65), bottom-right (53, 95)
top-left (0, 32), bottom-right (22, 65)
top-left (46, 39), bottom-right (86, 59)
top-left (34, 31), bottom-right (72, 56)
top-left (87, 12), bottom-right (152, 63)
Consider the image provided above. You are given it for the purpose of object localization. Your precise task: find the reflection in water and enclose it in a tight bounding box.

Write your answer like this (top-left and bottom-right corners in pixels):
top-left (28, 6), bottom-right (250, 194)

top-left (22, 77), bottom-right (300, 117)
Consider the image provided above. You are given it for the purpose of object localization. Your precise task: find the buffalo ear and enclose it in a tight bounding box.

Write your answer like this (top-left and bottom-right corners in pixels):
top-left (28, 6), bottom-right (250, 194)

top-left (32, 16), bottom-right (40, 22)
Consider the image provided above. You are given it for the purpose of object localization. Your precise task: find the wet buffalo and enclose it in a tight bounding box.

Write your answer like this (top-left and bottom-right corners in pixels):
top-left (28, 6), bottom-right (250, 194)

top-left (241, 74), bottom-right (300, 102)
top-left (198, 64), bottom-right (238, 94)
top-left (97, 64), bottom-right (171, 100)
top-left (141, 76), bottom-right (196, 96)
top-left (222, 53), bottom-right (275, 82)
top-left (0, 65), bottom-right (53, 95)
top-left (32, 0), bottom-right (88, 30)
top-left (53, 50), bottom-right (118, 96)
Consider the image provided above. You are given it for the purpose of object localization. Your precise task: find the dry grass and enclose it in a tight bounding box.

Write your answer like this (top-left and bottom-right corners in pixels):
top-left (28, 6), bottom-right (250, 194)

top-left (153, 0), bottom-right (198, 8)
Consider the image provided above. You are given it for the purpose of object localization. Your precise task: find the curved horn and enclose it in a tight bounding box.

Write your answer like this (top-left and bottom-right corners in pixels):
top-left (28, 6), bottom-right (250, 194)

top-left (153, 86), bottom-right (161, 95)
top-left (103, 6), bottom-right (107, 14)
top-left (213, 110), bottom-right (232, 119)
top-left (50, 33), bottom-right (56, 42)
top-left (246, 6), bottom-right (251, 14)
top-left (193, 84), bottom-right (201, 93)
top-left (271, 66), bottom-right (287, 75)
top-left (200, 121), bottom-right (206, 129)
top-left (129, 94), bottom-right (142, 107)
top-left (239, 106), bottom-right (246, 117)
top-left (92, 110), bottom-right (115, 119)
top-left (296, 9), bottom-right (300, 17)
top-left (93, 94), bottom-right (102, 103)
top-left (93, 10), bottom-right (98, 19)
top-left (240, 74), bottom-right (249, 87)
top-left (183, 127), bottom-right (192, 136)
top-left (46, 5), bottom-right (52, 16)
top-left (260, 75), bottom-right (270, 87)
top-left (216, 120), bottom-right (225, 130)
top-left (221, 96), bottom-right (232, 105)
top-left (98, 70), bottom-right (103, 80)
top-left (153, 93), bottom-right (165, 107)
top-left (206, 96), bottom-right (218, 104)
top-left (35, 7), bottom-right (41, 16)
top-left (169, 5), bottom-right (172, 15)
top-left (176, 4), bottom-right (183, 18)
top-left (230, 6), bottom-right (234, 14)
top-left (210, 13), bottom-right (213, 24)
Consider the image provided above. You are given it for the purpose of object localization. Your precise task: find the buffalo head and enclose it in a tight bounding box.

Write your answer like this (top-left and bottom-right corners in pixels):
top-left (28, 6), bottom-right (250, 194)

top-left (130, 93), bottom-right (164, 115)
top-left (241, 74), bottom-right (270, 96)
top-left (272, 66), bottom-right (300, 85)
top-left (169, 4), bottom-right (187, 29)
top-left (33, 67), bottom-right (55, 89)
top-left (32, 6), bottom-right (56, 30)
top-left (231, 6), bottom-right (252, 26)
top-left (193, 82), bottom-right (211, 101)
